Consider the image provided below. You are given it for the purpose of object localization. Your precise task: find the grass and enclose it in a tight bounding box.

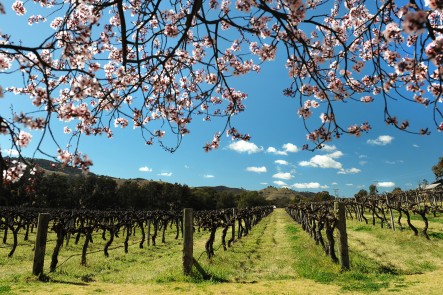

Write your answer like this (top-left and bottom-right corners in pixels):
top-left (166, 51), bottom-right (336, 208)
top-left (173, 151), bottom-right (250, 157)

top-left (1, 209), bottom-right (443, 294)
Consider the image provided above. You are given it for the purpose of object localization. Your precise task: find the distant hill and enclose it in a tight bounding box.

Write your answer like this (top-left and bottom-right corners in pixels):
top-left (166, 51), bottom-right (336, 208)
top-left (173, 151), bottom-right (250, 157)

top-left (33, 158), bottom-right (89, 176)
top-left (195, 185), bottom-right (246, 195)
top-left (5, 157), bottom-right (88, 176)
top-left (259, 186), bottom-right (316, 203)
top-left (20, 158), bottom-right (320, 205)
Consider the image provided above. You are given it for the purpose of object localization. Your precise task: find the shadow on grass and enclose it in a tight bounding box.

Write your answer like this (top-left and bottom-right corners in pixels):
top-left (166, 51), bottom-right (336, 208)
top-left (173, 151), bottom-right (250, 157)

top-left (0, 285), bottom-right (11, 294)
top-left (285, 224), bottom-right (406, 293)
top-left (353, 225), bottom-right (374, 232)
top-left (429, 232), bottom-right (443, 240)
top-left (39, 274), bottom-right (89, 286)
top-left (48, 279), bottom-right (89, 286)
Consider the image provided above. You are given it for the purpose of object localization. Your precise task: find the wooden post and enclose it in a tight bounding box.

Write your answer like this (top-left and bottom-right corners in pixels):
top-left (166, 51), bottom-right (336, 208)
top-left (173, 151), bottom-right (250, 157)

top-left (385, 195), bottom-right (396, 231)
top-left (334, 202), bottom-right (350, 271)
top-left (65, 210), bottom-right (74, 246)
top-left (183, 208), bottom-right (193, 276)
top-left (33, 213), bottom-right (50, 276)
top-left (231, 208), bottom-right (236, 242)
top-left (147, 219), bottom-right (151, 246)
top-left (2, 227), bottom-right (7, 244)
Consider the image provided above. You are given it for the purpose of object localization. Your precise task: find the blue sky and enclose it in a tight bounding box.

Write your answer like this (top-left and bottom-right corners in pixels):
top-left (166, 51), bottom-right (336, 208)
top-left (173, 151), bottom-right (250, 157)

top-left (0, 1), bottom-right (442, 197)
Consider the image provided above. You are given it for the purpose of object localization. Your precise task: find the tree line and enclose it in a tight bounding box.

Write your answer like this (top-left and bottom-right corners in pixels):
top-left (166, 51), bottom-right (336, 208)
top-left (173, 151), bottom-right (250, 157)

top-left (1, 171), bottom-right (270, 210)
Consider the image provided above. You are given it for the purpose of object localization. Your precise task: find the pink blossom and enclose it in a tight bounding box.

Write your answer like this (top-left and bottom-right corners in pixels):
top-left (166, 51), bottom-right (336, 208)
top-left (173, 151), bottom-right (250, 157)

top-left (425, 0), bottom-right (443, 10)
top-left (114, 118), bottom-right (129, 128)
top-left (16, 131), bottom-right (32, 147)
top-left (402, 11), bottom-right (428, 34)
top-left (0, 54), bottom-right (12, 70)
top-left (12, 1), bottom-right (26, 16)
top-left (3, 161), bottom-right (27, 184)
top-left (164, 24), bottom-right (179, 37)
top-left (28, 15), bottom-right (46, 25)
top-left (360, 96), bottom-right (374, 103)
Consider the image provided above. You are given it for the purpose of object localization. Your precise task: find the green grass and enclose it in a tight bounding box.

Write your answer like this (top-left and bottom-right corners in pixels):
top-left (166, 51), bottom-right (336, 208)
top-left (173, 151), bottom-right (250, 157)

top-left (284, 223), bottom-right (402, 293)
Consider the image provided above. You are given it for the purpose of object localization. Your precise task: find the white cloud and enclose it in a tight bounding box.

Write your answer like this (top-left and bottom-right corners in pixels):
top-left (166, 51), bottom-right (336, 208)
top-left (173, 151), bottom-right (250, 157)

top-left (291, 182), bottom-right (329, 189)
top-left (274, 180), bottom-right (288, 186)
top-left (139, 166), bottom-right (152, 172)
top-left (359, 161), bottom-right (368, 166)
top-left (1, 149), bottom-right (19, 157)
top-left (267, 143), bottom-right (299, 155)
top-left (359, 154), bottom-right (367, 158)
top-left (272, 172), bottom-right (293, 180)
top-left (338, 168), bottom-right (361, 174)
top-left (412, 144), bottom-right (419, 148)
top-left (346, 183), bottom-right (354, 186)
top-left (266, 147), bottom-right (287, 155)
top-left (203, 174), bottom-right (215, 178)
top-left (328, 151), bottom-right (343, 159)
top-left (260, 182), bottom-right (268, 185)
top-left (405, 183), bottom-right (413, 187)
top-left (320, 144), bottom-right (337, 152)
top-left (377, 181), bottom-right (395, 187)
top-left (227, 141), bottom-right (263, 154)
top-left (367, 135), bottom-right (394, 146)
top-left (275, 160), bottom-right (289, 165)
top-left (331, 182), bottom-right (338, 185)
top-left (282, 143), bottom-right (299, 153)
top-left (184, 165), bottom-right (190, 169)
top-left (385, 160), bottom-right (404, 165)
top-left (246, 166), bottom-right (267, 173)
top-left (158, 172), bottom-right (172, 177)
top-left (299, 154), bottom-right (343, 169)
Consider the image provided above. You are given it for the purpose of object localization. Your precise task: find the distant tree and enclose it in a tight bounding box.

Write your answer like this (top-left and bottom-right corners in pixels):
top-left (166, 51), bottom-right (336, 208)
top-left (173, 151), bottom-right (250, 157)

top-left (237, 191), bottom-right (269, 208)
top-left (292, 194), bottom-right (305, 203)
top-left (432, 157), bottom-right (443, 180)
top-left (392, 187), bottom-right (402, 193)
top-left (369, 184), bottom-right (378, 196)
top-left (418, 178), bottom-right (429, 190)
top-left (272, 196), bottom-right (292, 208)
top-left (216, 192), bottom-right (236, 209)
top-left (67, 175), bottom-right (96, 208)
top-left (35, 173), bottom-right (70, 208)
top-left (91, 177), bottom-right (118, 209)
top-left (312, 191), bottom-right (334, 202)
top-left (140, 181), bottom-right (164, 209)
top-left (116, 180), bottom-right (142, 208)
top-left (355, 189), bottom-right (368, 197)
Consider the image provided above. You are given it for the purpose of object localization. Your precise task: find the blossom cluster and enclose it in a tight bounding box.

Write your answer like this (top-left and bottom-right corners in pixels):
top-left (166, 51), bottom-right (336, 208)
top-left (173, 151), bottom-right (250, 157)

top-left (2, 0), bottom-right (443, 182)
top-left (3, 160), bottom-right (27, 184)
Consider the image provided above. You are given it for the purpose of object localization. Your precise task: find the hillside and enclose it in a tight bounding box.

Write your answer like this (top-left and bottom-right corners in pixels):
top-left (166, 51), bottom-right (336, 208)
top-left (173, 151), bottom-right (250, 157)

top-left (259, 186), bottom-right (316, 202)
top-left (24, 158), bottom-right (321, 206)
top-left (23, 158), bottom-right (89, 176)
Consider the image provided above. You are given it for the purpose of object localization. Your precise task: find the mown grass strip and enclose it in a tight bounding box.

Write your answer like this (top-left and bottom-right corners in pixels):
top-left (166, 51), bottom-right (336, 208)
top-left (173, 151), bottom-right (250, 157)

top-left (285, 222), bottom-right (403, 293)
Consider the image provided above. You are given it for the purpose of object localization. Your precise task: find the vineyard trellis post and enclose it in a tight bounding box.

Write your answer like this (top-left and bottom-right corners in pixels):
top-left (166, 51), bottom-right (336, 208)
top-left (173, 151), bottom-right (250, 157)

top-left (232, 208), bottom-right (237, 243)
top-left (32, 213), bottom-right (50, 277)
top-left (385, 194), bottom-right (396, 231)
top-left (147, 219), bottom-right (151, 246)
top-left (65, 210), bottom-right (75, 246)
top-left (334, 202), bottom-right (350, 271)
top-left (183, 208), bottom-right (193, 275)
